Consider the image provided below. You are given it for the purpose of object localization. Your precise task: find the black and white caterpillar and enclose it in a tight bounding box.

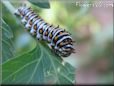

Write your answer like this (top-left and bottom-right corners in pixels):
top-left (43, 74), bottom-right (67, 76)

top-left (14, 6), bottom-right (75, 57)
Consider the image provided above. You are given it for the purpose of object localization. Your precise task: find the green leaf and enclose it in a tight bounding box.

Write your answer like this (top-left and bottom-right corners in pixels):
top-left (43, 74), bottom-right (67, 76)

top-left (1, 19), bottom-right (14, 63)
top-left (28, 0), bottom-right (50, 9)
top-left (2, 42), bottom-right (75, 84)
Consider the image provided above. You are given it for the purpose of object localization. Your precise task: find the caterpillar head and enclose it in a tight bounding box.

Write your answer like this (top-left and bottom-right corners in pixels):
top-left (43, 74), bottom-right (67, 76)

top-left (54, 36), bottom-right (75, 57)
top-left (61, 44), bottom-right (75, 57)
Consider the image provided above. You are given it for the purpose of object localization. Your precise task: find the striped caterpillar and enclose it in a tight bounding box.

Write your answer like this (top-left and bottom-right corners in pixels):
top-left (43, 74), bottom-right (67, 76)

top-left (14, 6), bottom-right (75, 57)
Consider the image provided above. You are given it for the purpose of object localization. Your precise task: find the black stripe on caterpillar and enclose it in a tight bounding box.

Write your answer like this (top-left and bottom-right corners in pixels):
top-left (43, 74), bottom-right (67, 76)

top-left (14, 6), bottom-right (75, 57)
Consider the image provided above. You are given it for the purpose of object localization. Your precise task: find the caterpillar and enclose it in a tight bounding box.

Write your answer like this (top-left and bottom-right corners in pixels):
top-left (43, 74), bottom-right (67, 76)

top-left (14, 6), bottom-right (75, 57)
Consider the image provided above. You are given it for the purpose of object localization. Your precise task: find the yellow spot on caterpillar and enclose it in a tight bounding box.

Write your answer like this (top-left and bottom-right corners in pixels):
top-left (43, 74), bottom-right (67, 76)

top-left (59, 32), bottom-right (63, 35)
top-left (45, 31), bottom-right (48, 36)
top-left (34, 25), bottom-right (37, 30)
top-left (50, 33), bottom-right (52, 38)
top-left (29, 20), bottom-right (32, 25)
top-left (54, 36), bottom-right (58, 41)
top-left (60, 42), bottom-right (63, 46)
top-left (39, 29), bottom-right (43, 34)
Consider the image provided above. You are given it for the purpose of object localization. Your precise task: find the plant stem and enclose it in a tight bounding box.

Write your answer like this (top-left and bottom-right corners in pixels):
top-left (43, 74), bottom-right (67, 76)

top-left (2, 0), bottom-right (16, 15)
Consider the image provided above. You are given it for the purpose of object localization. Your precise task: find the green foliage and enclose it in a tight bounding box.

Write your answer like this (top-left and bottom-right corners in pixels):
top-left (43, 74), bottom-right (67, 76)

top-left (2, 42), bottom-right (75, 84)
top-left (28, 0), bottom-right (50, 9)
top-left (1, 1), bottom-right (75, 85)
top-left (1, 19), bottom-right (14, 62)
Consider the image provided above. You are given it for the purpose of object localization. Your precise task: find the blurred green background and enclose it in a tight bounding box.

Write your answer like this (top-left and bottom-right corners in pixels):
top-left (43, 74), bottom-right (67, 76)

top-left (1, 0), bottom-right (113, 84)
